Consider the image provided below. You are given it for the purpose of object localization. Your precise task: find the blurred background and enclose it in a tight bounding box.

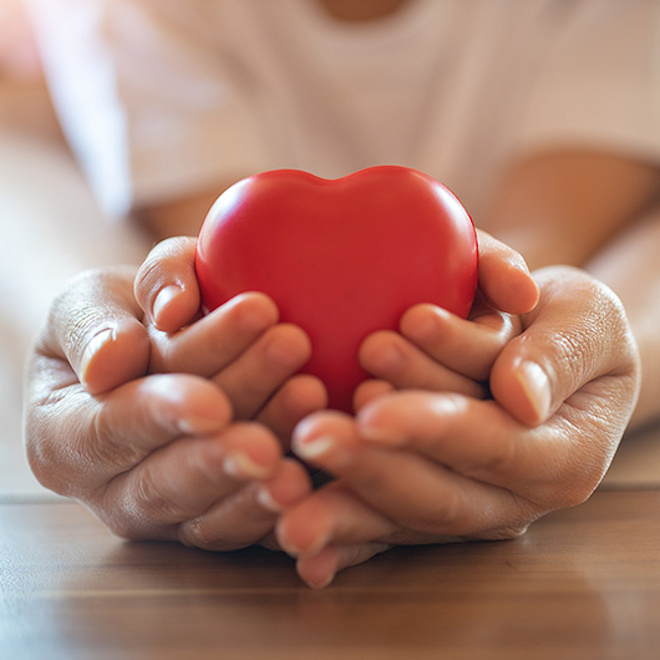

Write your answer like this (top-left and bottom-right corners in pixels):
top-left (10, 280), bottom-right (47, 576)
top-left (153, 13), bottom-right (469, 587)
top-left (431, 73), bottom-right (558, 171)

top-left (0, 0), bottom-right (147, 497)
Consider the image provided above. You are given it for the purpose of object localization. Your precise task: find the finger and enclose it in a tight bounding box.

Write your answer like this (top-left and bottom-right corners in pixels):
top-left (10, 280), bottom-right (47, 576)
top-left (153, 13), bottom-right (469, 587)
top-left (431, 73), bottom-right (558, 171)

top-left (490, 266), bottom-right (640, 426)
top-left (38, 266), bottom-right (150, 394)
top-left (399, 303), bottom-right (520, 381)
top-left (176, 457), bottom-right (313, 552)
top-left (353, 379), bottom-right (395, 412)
top-left (256, 374), bottom-right (328, 449)
top-left (214, 323), bottom-right (312, 419)
top-left (276, 481), bottom-right (397, 559)
top-left (94, 374), bottom-right (235, 480)
top-left (102, 420), bottom-right (284, 542)
top-left (360, 330), bottom-right (486, 397)
top-left (25, 372), bottom-right (233, 497)
top-left (476, 229), bottom-right (539, 314)
top-left (148, 291), bottom-right (279, 376)
top-left (256, 457), bottom-right (316, 514)
top-left (356, 390), bottom-right (614, 509)
top-left (291, 410), bottom-right (534, 538)
top-left (134, 236), bottom-right (201, 332)
top-left (294, 542), bottom-right (392, 589)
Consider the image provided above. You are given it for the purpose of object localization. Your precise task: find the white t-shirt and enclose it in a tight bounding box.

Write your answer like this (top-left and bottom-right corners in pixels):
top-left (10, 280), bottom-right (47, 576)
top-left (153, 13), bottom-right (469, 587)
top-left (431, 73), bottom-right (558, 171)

top-left (29, 0), bottom-right (660, 221)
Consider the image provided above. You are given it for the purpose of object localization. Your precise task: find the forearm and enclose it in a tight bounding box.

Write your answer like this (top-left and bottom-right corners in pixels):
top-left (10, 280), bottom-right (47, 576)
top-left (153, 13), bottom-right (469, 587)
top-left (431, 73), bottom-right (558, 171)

top-left (586, 207), bottom-right (660, 429)
top-left (484, 150), bottom-right (660, 271)
top-left (132, 175), bottom-right (248, 244)
top-left (132, 188), bottom-right (222, 243)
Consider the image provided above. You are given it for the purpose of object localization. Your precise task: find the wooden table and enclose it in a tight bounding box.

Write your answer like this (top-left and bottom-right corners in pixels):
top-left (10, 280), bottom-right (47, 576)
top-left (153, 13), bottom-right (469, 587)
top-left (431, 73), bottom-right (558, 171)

top-left (2, 486), bottom-right (659, 660)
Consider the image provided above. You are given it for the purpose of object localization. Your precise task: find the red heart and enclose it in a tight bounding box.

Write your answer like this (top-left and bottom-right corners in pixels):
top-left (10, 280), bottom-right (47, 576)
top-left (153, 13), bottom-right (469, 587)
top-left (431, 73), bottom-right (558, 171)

top-left (195, 166), bottom-right (478, 412)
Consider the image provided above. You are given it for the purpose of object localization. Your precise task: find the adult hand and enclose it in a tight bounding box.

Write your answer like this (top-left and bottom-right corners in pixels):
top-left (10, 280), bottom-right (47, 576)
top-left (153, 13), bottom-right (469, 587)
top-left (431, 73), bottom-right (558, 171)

top-left (24, 266), bottom-right (313, 549)
top-left (272, 266), bottom-right (640, 587)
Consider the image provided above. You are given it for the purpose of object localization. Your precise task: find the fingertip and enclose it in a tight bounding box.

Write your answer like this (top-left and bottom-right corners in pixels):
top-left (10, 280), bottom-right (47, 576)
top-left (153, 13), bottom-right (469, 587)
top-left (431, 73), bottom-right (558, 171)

top-left (221, 422), bottom-right (283, 480)
top-left (80, 318), bottom-right (150, 394)
top-left (353, 379), bottom-right (395, 412)
top-left (490, 355), bottom-right (552, 426)
top-left (480, 258), bottom-right (540, 315)
top-left (284, 374), bottom-right (328, 417)
top-left (224, 291), bottom-right (280, 334)
top-left (355, 397), bottom-right (407, 446)
top-left (134, 236), bottom-right (201, 331)
top-left (256, 459), bottom-right (314, 513)
top-left (477, 231), bottom-right (540, 315)
top-left (275, 504), bottom-right (331, 559)
top-left (399, 303), bottom-right (452, 341)
top-left (265, 322), bottom-right (313, 370)
top-left (505, 262), bottom-right (540, 315)
top-left (514, 360), bottom-right (552, 424)
top-left (145, 373), bottom-right (233, 435)
top-left (296, 546), bottom-right (341, 589)
top-left (152, 283), bottom-right (199, 333)
top-left (292, 410), bottom-right (355, 456)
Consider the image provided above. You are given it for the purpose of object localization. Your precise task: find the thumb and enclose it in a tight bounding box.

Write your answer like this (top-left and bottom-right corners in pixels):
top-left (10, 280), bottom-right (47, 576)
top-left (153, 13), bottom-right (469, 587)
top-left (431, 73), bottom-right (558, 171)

top-left (490, 266), bottom-right (640, 426)
top-left (40, 266), bottom-right (150, 394)
top-left (134, 236), bottom-right (201, 333)
top-left (476, 229), bottom-right (540, 315)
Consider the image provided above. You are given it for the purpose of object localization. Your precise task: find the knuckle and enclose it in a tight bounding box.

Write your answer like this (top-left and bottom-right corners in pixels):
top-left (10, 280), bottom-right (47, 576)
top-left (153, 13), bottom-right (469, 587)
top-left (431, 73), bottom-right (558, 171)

top-left (405, 488), bottom-right (467, 537)
top-left (91, 407), bottom-right (143, 469)
top-left (120, 469), bottom-right (180, 534)
top-left (135, 237), bottom-right (196, 304)
top-left (179, 492), bottom-right (261, 552)
top-left (134, 257), bottom-right (163, 303)
top-left (24, 440), bottom-right (68, 495)
top-left (179, 516), bottom-right (230, 550)
top-left (23, 395), bottom-right (98, 497)
top-left (480, 440), bottom-right (517, 476)
top-left (531, 451), bottom-right (604, 511)
top-left (535, 270), bottom-right (639, 394)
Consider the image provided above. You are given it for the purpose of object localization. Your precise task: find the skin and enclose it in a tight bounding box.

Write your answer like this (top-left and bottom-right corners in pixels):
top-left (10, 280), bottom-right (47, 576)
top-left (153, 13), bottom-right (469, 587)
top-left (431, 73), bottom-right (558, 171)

top-left (23, 0), bottom-right (658, 587)
top-left (24, 229), bottom-right (534, 550)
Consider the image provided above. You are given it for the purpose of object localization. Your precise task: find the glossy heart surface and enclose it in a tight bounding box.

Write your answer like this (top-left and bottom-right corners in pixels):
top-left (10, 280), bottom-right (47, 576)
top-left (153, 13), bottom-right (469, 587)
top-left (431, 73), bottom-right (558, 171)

top-left (195, 166), bottom-right (478, 412)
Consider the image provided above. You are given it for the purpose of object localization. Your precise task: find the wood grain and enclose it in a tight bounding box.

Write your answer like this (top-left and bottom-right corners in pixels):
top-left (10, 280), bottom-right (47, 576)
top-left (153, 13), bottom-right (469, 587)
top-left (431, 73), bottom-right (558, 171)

top-left (2, 489), bottom-right (659, 659)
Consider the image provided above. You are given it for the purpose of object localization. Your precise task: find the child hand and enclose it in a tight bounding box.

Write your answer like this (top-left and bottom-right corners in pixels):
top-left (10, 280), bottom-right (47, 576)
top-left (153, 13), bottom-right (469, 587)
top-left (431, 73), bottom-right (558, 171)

top-left (134, 237), bottom-right (328, 445)
top-left (355, 230), bottom-right (540, 408)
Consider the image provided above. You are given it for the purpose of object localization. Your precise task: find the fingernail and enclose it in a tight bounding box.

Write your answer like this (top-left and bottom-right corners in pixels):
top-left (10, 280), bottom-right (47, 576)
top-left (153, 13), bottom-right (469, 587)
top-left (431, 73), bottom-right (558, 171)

top-left (80, 328), bottom-right (114, 381)
top-left (277, 532), bottom-right (302, 558)
top-left (516, 361), bottom-right (552, 423)
top-left (224, 452), bottom-right (272, 479)
top-left (152, 285), bottom-right (183, 325)
top-left (292, 435), bottom-right (335, 461)
top-left (356, 407), bottom-right (404, 446)
top-left (256, 486), bottom-right (284, 513)
top-left (177, 415), bottom-right (222, 436)
top-left (358, 423), bottom-right (403, 446)
top-left (277, 527), bottom-right (329, 559)
top-left (306, 571), bottom-right (335, 590)
top-left (506, 253), bottom-right (532, 275)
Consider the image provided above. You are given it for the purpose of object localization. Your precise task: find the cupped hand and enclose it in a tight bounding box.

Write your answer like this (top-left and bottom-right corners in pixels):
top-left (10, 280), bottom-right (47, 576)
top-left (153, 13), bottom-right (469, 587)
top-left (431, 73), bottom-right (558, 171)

top-left (273, 265), bottom-right (640, 588)
top-left (134, 237), bottom-right (327, 445)
top-left (24, 266), bottom-right (313, 548)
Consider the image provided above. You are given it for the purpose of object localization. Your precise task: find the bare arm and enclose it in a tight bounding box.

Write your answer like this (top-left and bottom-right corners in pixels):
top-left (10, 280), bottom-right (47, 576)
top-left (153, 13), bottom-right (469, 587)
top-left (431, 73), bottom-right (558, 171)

top-left (585, 209), bottom-right (660, 427)
top-left (132, 178), bottom-right (245, 242)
